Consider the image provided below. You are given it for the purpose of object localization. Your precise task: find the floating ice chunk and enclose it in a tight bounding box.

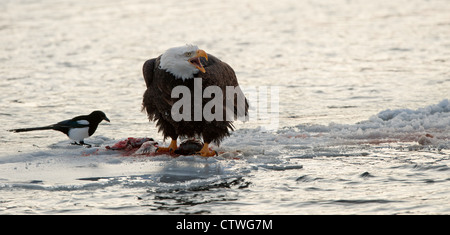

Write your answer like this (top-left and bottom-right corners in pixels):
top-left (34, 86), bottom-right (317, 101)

top-left (273, 99), bottom-right (450, 145)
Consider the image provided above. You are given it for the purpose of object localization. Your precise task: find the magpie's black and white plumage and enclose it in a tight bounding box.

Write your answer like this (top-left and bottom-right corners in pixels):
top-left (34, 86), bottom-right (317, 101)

top-left (9, 111), bottom-right (110, 146)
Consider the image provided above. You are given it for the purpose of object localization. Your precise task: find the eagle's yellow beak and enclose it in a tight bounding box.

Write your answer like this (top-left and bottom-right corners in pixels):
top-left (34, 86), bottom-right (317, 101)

top-left (188, 49), bottom-right (208, 73)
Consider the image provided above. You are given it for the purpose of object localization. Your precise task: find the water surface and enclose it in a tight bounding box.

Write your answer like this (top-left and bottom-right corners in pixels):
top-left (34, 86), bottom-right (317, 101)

top-left (1, 0), bottom-right (449, 214)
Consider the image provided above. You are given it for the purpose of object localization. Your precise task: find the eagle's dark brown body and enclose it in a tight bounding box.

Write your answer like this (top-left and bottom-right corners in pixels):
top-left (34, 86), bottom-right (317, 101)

top-left (142, 54), bottom-right (248, 145)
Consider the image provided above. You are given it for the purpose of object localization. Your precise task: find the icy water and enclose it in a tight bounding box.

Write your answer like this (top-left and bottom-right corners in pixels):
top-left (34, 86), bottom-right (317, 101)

top-left (1, 0), bottom-right (450, 214)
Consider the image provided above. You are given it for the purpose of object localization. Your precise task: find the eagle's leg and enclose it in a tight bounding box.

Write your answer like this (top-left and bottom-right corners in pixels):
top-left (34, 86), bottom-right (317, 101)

top-left (197, 143), bottom-right (217, 157)
top-left (156, 139), bottom-right (177, 153)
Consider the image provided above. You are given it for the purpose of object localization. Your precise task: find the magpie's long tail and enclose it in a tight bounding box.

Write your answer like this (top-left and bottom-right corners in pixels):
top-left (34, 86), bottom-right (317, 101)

top-left (8, 125), bottom-right (55, 133)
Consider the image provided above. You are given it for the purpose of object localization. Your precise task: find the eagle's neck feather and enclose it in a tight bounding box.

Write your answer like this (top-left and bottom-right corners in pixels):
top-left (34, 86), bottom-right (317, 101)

top-left (163, 66), bottom-right (197, 81)
top-left (159, 55), bottom-right (198, 81)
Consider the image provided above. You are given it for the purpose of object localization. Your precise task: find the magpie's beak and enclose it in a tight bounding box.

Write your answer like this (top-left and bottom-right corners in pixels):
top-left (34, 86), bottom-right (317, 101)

top-left (104, 117), bottom-right (110, 122)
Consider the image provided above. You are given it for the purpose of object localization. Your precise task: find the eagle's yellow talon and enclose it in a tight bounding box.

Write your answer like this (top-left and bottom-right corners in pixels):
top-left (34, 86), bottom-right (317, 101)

top-left (156, 139), bottom-right (177, 153)
top-left (197, 143), bottom-right (217, 157)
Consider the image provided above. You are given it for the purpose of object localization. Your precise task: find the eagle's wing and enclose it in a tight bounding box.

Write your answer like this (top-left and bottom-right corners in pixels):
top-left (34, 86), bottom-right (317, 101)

top-left (143, 58), bottom-right (156, 88)
top-left (200, 55), bottom-right (249, 120)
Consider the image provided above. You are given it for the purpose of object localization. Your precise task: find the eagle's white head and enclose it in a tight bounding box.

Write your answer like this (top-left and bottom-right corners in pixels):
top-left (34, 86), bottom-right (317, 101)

top-left (159, 44), bottom-right (209, 80)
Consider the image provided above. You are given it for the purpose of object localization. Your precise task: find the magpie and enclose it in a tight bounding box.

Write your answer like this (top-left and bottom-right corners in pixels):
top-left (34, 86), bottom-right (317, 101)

top-left (8, 110), bottom-right (110, 146)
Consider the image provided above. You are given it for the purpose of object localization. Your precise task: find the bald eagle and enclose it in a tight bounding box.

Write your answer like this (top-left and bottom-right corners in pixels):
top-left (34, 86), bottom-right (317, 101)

top-left (142, 45), bottom-right (248, 156)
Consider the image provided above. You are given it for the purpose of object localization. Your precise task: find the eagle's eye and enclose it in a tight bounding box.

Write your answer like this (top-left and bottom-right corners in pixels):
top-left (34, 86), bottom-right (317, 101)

top-left (184, 52), bottom-right (193, 57)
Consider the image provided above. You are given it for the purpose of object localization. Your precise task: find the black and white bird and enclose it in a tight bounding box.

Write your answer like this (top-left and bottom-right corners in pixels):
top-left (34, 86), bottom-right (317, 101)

top-left (8, 110), bottom-right (110, 146)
